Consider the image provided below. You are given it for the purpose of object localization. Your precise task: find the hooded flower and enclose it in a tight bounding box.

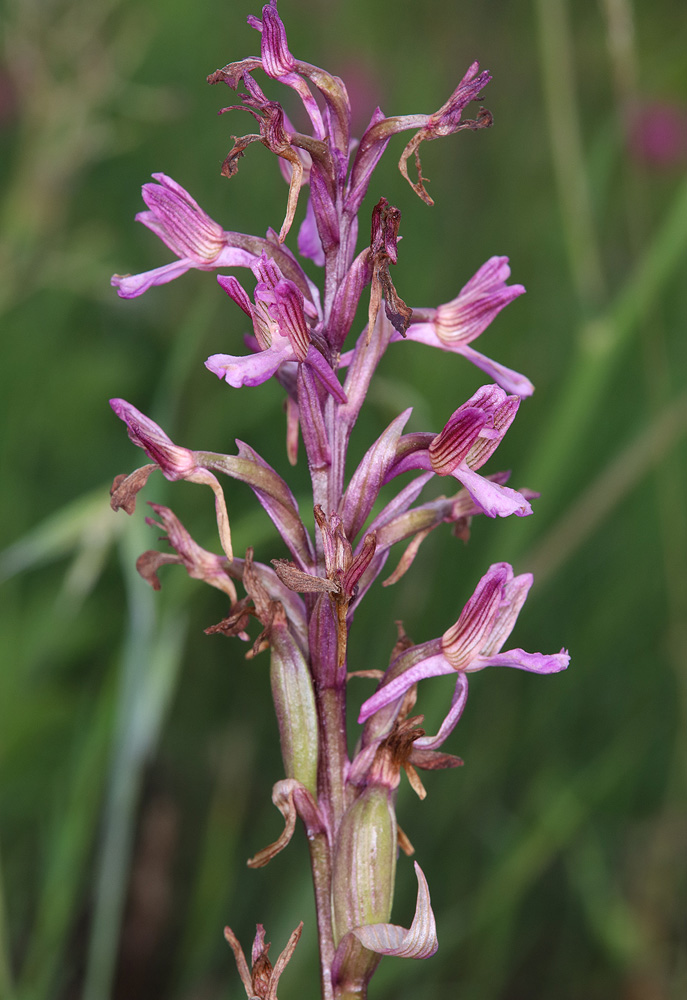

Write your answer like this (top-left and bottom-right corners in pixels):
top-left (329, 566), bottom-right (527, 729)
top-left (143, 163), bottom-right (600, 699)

top-left (358, 562), bottom-right (569, 743)
top-left (386, 385), bottom-right (532, 518)
top-left (205, 253), bottom-right (345, 400)
top-left (398, 256), bottom-right (533, 396)
top-left (111, 174), bottom-right (260, 298)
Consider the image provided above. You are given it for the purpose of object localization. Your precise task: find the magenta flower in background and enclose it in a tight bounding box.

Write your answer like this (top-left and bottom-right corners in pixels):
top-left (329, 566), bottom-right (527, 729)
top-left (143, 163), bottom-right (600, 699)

top-left (628, 100), bottom-right (687, 168)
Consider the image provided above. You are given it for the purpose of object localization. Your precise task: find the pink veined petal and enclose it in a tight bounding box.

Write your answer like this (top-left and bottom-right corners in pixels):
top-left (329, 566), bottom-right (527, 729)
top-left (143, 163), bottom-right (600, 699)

top-left (452, 464), bottom-right (533, 518)
top-left (111, 259), bottom-right (193, 298)
top-left (474, 647), bottom-right (570, 674)
top-left (480, 572), bottom-right (533, 656)
top-left (138, 197), bottom-right (223, 262)
top-left (252, 250), bottom-right (284, 288)
top-left (249, 1), bottom-right (295, 77)
top-left (429, 406), bottom-right (492, 474)
top-left (149, 171), bottom-right (205, 209)
top-left (351, 862), bottom-right (438, 959)
top-left (271, 278), bottom-right (309, 360)
top-left (441, 563), bottom-right (507, 667)
top-left (465, 390), bottom-right (520, 470)
top-left (205, 345), bottom-right (290, 387)
top-left (357, 653), bottom-right (454, 725)
top-left (458, 254), bottom-right (515, 297)
top-left (435, 256), bottom-right (525, 344)
top-left (134, 173), bottom-right (226, 262)
top-left (248, 2), bottom-right (325, 138)
top-left (413, 672), bottom-right (469, 750)
top-left (110, 397), bottom-right (171, 446)
top-left (217, 273), bottom-right (253, 315)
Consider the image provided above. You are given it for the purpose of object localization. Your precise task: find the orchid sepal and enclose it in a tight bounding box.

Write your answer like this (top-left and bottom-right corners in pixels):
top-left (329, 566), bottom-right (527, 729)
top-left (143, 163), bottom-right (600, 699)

top-left (351, 861), bottom-right (438, 960)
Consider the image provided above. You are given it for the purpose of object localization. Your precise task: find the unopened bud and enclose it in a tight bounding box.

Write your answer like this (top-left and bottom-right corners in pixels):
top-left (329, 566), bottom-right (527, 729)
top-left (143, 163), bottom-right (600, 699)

top-left (269, 615), bottom-right (319, 796)
top-left (331, 784), bottom-right (397, 994)
top-left (331, 785), bottom-right (397, 945)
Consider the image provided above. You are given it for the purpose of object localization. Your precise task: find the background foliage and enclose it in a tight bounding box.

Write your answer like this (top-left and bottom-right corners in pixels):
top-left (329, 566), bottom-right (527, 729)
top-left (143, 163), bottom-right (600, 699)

top-left (1, 1), bottom-right (686, 998)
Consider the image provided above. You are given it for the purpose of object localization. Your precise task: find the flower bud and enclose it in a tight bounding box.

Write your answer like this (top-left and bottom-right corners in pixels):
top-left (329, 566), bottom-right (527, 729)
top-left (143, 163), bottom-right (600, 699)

top-left (269, 616), bottom-right (319, 796)
top-left (331, 785), bottom-right (397, 945)
top-left (330, 784), bottom-right (398, 995)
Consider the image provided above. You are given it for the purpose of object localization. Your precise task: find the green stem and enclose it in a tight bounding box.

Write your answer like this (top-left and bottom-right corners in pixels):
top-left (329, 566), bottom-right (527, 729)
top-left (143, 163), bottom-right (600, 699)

top-left (309, 832), bottom-right (335, 1000)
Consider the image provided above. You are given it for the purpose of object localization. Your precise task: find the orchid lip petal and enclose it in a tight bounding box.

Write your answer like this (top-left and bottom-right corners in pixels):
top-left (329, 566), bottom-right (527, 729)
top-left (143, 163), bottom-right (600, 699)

top-left (205, 345), bottom-right (290, 387)
top-left (451, 465), bottom-right (533, 518)
top-left (475, 647), bottom-right (570, 674)
top-left (111, 259), bottom-right (193, 298)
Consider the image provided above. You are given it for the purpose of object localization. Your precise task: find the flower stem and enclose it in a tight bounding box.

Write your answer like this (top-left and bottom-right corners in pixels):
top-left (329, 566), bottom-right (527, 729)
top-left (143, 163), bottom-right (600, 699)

top-left (308, 831), bottom-right (335, 1000)
top-left (317, 683), bottom-right (349, 831)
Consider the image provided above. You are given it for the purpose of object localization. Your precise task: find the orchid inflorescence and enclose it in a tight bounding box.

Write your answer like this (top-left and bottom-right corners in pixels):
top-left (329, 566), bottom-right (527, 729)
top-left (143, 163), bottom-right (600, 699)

top-left (109, 3), bottom-right (569, 997)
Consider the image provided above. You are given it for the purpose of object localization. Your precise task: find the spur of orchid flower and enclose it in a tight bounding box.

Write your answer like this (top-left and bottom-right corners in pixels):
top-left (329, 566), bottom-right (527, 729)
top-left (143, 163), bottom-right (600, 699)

top-left (109, 3), bottom-right (569, 998)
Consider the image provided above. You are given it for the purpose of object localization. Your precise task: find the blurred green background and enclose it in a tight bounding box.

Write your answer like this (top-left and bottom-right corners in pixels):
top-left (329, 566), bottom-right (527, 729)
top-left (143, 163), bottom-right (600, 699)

top-left (1, 0), bottom-right (686, 998)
